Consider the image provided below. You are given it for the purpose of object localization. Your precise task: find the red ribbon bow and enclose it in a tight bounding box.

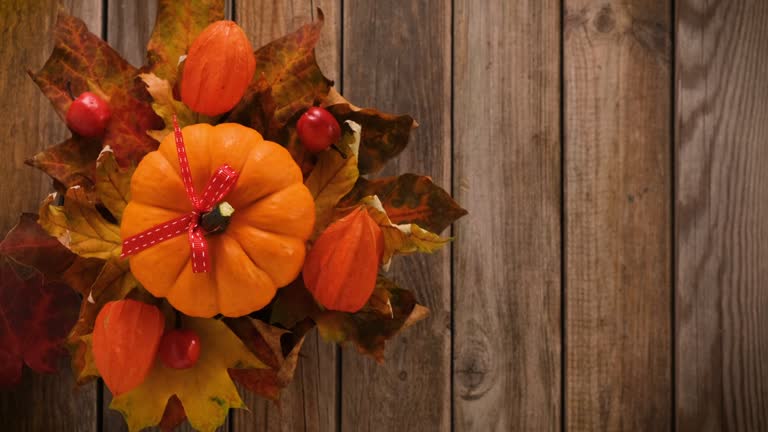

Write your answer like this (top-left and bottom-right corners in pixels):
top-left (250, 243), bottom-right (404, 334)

top-left (121, 116), bottom-right (239, 273)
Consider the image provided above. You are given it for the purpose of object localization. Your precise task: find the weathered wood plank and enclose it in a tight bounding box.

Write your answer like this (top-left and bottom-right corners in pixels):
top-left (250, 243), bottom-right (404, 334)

top-left (452, 1), bottom-right (561, 431)
top-left (676, 1), bottom-right (768, 430)
top-left (0, 1), bottom-right (101, 430)
top-left (233, 1), bottom-right (341, 431)
top-left (341, 2), bottom-right (452, 431)
top-left (564, 1), bottom-right (672, 430)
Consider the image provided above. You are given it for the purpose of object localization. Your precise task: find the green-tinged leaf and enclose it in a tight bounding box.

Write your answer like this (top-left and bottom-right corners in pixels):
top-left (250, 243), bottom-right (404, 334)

top-left (322, 89), bottom-right (417, 174)
top-left (70, 334), bottom-right (98, 382)
top-left (139, 73), bottom-right (214, 142)
top-left (227, 9), bottom-right (332, 134)
top-left (146, 0), bottom-right (225, 83)
top-left (110, 317), bottom-right (265, 432)
top-left (25, 137), bottom-right (102, 189)
top-left (341, 174), bottom-right (468, 234)
top-left (226, 318), bottom-right (306, 401)
top-left (304, 121), bottom-right (361, 237)
top-left (30, 11), bottom-right (163, 166)
top-left (359, 195), bottom-right (450, 268)
top-left (314, 275), bottom-right (429, 362)
top-left (39, 188), bottom-right (122, 260)
top-left (0, 213), bottom-right (76, 277)
top-left (95, 149), bottom-right (134, 222)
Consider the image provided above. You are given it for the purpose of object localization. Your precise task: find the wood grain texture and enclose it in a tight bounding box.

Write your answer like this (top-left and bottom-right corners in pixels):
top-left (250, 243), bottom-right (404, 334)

top-left (233, 2), bottom-right (341, 431)
top-left (0, 0), bottom-right (101, 430)
top-left (564, 1), bottom-right (673, 430)
top-left (676, 1), bottom-right (768, 431)
top-left (452, 1), bottom-right (561, 431)
top-left (341, 1), bottom-right (452, 431)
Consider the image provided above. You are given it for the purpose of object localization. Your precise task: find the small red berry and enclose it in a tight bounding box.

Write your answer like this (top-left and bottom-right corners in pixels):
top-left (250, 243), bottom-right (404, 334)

top-left (158, 329), bottom-right (201, 369)
top-left (297, 107), bottom-right (341, 153)
top-left (65, 92), bottom-right (111, 137)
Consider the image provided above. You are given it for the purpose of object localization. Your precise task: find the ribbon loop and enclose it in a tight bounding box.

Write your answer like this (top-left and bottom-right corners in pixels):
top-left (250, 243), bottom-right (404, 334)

top-left (120, 115), bottom-right (239, 273)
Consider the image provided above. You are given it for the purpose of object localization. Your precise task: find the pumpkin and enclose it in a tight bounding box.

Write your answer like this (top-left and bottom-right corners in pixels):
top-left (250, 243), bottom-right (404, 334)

top-left (92, 299), bottom-right (165, 395)
top-left (121, 123), bottom-right (315, 317)
top-left (181, 20), bottom-right (256, 116)
top-left (303, 207), bottom-right (384, 312)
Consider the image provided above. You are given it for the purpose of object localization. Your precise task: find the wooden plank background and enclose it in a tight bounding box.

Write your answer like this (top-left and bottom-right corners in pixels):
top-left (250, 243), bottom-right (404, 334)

top-left (2, 1), bottom-right (768, 431)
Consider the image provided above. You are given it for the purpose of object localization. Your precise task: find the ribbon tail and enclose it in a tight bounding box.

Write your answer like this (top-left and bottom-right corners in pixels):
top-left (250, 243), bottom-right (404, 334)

top-left (188, 226), bottom-right (210, 273)
top-left (121, 214), bottom-right (194, 258)
top-left (198, 164), bottom-right (239, 211)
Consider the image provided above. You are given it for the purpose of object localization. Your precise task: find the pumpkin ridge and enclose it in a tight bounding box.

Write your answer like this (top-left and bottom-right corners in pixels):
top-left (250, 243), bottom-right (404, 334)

top-left (219, 232), bottom-right (277, 288)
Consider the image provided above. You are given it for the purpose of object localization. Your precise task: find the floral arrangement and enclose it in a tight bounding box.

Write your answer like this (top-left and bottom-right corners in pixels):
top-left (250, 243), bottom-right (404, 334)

top-left (0, 1), bottom-right (466, 431)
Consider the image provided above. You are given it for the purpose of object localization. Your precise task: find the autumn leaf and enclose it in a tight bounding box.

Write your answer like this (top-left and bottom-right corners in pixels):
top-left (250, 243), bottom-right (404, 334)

top-left (322, 89), bottom-right (417, 174)
top-left (341, 174), bottom-right (467, 234)
top-left (0, 213), bottom-right (76, 277)
top-left (39, 187), bottom-right (122, 260)
top-left (270, 277), bottom-right (428, 362)
top-left (25, 137), bottom-right (102, 189)
top-left (29, 11), bottom-right (162, 167)
top-left (359, 195), bottom-right (450, 269)
top-left (110, 317), bottom-right (265, 432)
top-left (95, 148), bottom-right (135, 222)
top-left (139, 73), bottom-right (214, 142)
top-left (146, 0), bottom-right (225, 83)
top-left (227, 9), bottom-right (332, 134)
top-left (304, 121), bottom-right (361, 237)
top-left (315, 276), bottom-right (428, 362)
top-left (227, 318), bottom-right (306, 401)
top-left (0, 257), bottom-right (80, 386)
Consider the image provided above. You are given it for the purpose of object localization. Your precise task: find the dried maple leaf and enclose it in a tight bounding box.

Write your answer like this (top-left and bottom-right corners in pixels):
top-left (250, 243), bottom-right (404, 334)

top-left (270, 277), bottom-right (428, 362)
top-left (39, 187), bottom-right (122, 260)
top-left (226, 318), bottom-right (306, 401)
top-left (95, 148), bottom-right (135, 222)
top-left (0, 257), bottom-right (80, 386)
top-left (29, 11), bottom-right (162, 169)
top-left (110, 317), bottom-right (265, 432)
top-left (322, 89), bottom-right (417, 174)
top-left (358, 196), bottom-right (450, 269)
top-left (304, 121), bottom-right (361, 237)
top-left (146, 0), bottom-right (225, 84)
top-left (139, 73), bottom-right (214, 142)
top-left (25, 137), bottom-right (102, 189)
top-left (341, 174), bottom-right (468, 234)
top-left (227, 9), bottom-right (332, 136)
top-left (0, 213), bottom-right (76, 277)
top-left (314, 276), bottom-right (429, 362)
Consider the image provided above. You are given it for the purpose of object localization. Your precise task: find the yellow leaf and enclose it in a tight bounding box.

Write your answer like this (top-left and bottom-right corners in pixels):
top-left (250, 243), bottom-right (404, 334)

top-left (95, 148), bottom-right (134, 221)
top-left (359, 195), bottom-right (450, 268)
top-left (305, 121), bottom-right (361, 237)
top-left (72, 334), bottom-right (99, 382)
top-left (110, 317), bottom-right (266, 432)
top-left (39, 188), bottom-right (122, 259)
top-left (139, 73), bottom-right (214, 142)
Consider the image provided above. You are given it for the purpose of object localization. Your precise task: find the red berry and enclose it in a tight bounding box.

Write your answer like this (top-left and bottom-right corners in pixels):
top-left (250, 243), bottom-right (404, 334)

top-left (158, 329), bottom-right (201, 369)
top-left (297, 107), bottom-right (341, 152)
top-left (65, 92), bottom-right (111, 137)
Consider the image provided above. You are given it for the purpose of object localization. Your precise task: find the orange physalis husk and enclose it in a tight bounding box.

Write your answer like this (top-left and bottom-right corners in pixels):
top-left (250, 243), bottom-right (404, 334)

top-left (92, 299), bottom-right (165, 395)
top-left (303, 207), bottom-right (385, 313)
top-left (181, 21), bottom-right (256, 116)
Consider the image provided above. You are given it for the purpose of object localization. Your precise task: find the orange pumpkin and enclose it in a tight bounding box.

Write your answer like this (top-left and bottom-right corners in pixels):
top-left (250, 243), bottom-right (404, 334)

top-left (92, 300), bottom-right (165, 395)
top-left (181, 20), bottom-right (256, 116)
top-left (121, 123), bottom-right (315, 317)
top-left (303, 207), bottom-right (384, 312)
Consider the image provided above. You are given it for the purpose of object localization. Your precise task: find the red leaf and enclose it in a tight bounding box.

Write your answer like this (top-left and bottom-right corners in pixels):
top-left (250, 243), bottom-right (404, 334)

top-left (0, 257), bottom-right (80, 387)
top-left (29, 11), bottom-right (162, 168)
top-left (340, 174), bottom-right (468, 234)
top-left (25, 137), bottom-right (101, 189)
top-left (0, 213), bottom-right (76, 277)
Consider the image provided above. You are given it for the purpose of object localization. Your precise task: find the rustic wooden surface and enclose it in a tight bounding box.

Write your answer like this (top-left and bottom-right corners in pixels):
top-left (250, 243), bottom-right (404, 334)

top-left (340, 1), bottom-right (452, 431)
top-left (452, 0), bottom-right (561, 431)
top-left (564, 0), bottom-right (672, 430)
top-left (0, 1), bottom-right (101, 431)
top-left (676, 1), bottom-right (768, 431)
top-left (3, 0), bottom-right (768, 431)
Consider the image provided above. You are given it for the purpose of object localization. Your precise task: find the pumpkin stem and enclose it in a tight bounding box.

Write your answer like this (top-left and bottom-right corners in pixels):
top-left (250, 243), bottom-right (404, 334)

top-left (201, 201), bottom-right (235, 234)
